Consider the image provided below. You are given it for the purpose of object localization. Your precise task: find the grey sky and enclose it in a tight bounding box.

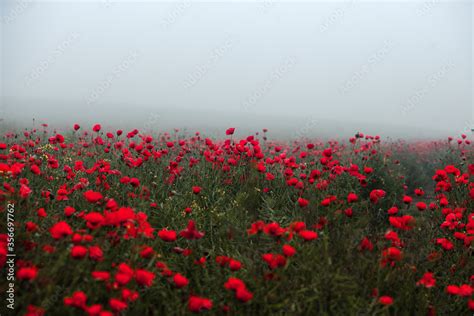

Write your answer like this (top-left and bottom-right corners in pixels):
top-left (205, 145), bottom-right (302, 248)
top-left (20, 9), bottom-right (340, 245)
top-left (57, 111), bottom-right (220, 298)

top-left (1, 0), bottom-right (473, 138)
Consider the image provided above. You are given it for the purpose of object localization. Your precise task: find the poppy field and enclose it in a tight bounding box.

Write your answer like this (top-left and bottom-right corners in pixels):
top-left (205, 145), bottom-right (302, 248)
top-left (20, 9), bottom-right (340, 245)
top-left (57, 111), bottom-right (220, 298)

top-left (0, 124), bottom-right (473, 315)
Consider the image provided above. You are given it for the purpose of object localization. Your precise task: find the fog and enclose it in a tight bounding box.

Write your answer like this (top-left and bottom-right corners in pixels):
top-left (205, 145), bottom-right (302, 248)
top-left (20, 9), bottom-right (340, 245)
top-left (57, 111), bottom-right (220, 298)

top-left (1, 0), bottom-right (473, 138)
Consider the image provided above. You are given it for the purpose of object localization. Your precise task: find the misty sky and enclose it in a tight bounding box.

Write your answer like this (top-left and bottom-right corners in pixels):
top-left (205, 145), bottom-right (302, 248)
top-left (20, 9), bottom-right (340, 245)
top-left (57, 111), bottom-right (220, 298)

top-left (1, 0), bottom-right (473, 138)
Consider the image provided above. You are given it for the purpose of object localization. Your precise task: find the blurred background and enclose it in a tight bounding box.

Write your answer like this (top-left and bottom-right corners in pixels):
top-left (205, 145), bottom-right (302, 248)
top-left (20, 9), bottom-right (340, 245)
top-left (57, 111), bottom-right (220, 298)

top-left (1, 0), bottom-right (472, 138)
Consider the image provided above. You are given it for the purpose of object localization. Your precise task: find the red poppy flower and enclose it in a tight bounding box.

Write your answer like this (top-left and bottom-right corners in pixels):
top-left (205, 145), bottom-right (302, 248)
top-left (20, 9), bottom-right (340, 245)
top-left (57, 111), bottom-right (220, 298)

top-left (297, 197), bottom-right (309, 208)
top-left (17, 266), bottom-right (38, 281)
top-left (135, 269), bottom-right (155, 287)
top-left (387, 206), bottom-right (398, 215)
top-left (173, 273), bottom-right (189, 288)
top-left (188, 296), bottom-right (213, 313)
top-left (282, 244), bottom-right (296, 257)
top-left (71, 245), bottom-right (88, 259)
top-left (379, 296), bottom-right (393, 305)
top-left (446, 285), bottom-right (460, 295)
top-left (229, 259), bottom-right (242, 271)
top-left (92, 124), bottom-right (101, 132)
top-left (84, 212), bottom-right (105, 229)
top-left (417, 272), bottom-right (436, 288)
top-left (37, 208), bottom-right (47, 218)
top-left (369, 189), bottom-right (386, 203)
top-left (298, 230), bottom-right (318, 241)
top-left (158, 229), bottom-right (177, 242)
top-left (235, 288), bottom-right (253, 303)
top-left (64, 206), bottom-right (76, 217)
top-left (347, 193), bottom-right (358, 203)
top-left (30, 164), bottom-right (41, 175)
top-left (359, 237), bottom-right (374, 252)
top-left (414, 188), bottom-right (425, 196)
top-left (389, 215), bottom-right (415, 231)
top-left (467, 299), bottom-right (474, 311)
top-left (50, 221), bottom-right (73, 240)
top-left (89, 246), bottom-right (103, 261)
top-left (20, 184), bottom-right (32, 198)
top-left (109, 298), bottom-right (127, 312)
top-left (436, 238), bottom-right (454, 250)
top-left (381, 247), bottom-right (402, 267)
top-left (262, 253), bottom-right (287, 270)
top-left (139, 246), bottom-right (155, 258)
top-left (91, 271), bottom-right (110, 281)
top-left (224, 277), bottom-right (245, 291)
top-left (64, 291), bottom-right (87, 309)
top-left (402, 195), bottom-right (413, 204)
top-left (458, 284), bottom-right (473, 297)
top-left (83, 190), bottom-right (103, 203)
top-left (25, 305), bottom-right (45, 316)
top-left (180, 220), bottom-right (205, 240)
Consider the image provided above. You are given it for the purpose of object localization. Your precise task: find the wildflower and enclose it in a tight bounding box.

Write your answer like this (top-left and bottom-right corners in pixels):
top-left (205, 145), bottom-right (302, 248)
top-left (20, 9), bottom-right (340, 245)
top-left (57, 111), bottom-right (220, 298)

top-left (91, 271), bottom-right (110, 281)
top-left (229, 259), bottom-right (242, 271)
top-left (158, 229), bottom-right (177, 242)
top-left (385, 207), bottom-right (397, 216)
top-left (71, 245), bottom-right (88, 259)
top-left (298, 230), bottom-right (318, 241)
top-left (235, 288), bottom-right (253, 303)
top-left (50, 222), bottom-right (73, 240)
top-left (282, 244), bottom-right (296, 257)
top-left (180, 220), bottom-right (204, 240)
top-left (417, 272), bottom-right (436, 288)
top-left (64, 291), bottom-right (87, 309)
top-left (135, 269), bottom-right (155, 287)
top-left (359, 237), bottom-right (374, 252)
top-left (297, 197), bottom-right (309, 208)
top-left (17, 266), bottom-right (38, 281)
top-left (89, 246), bottom-right (104, 261)
top-left (436, 238), bottom-right (454, 250)
top-left (84, 212), bottom-right (105, 229)
top-left (379, 296), bottom-right (393, 305)
top-left (188, 296), bottom-right (213, 313)
top-left (416, 202), bottom-right (427, 211)
top-left (109, 298), bottom-right (127, 312)
top-left (381, 247), bottom-right (402, 267)
top-left (173, 273), bottom-right (189, 288)
top-left (347, 193), bottom-right (358, 203)
top-left (389, 215), bottom-right (415, 231)
top-left (83, 190), bottom-right (103, 203)
top-left (92, 124), bottom-right (101, 132)
top-left (402, 195), bottom-right (413, 204)
top-left (262, 253), bottom-right (287, 269)
top-left (370, 189), bottom-right (386, 203)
